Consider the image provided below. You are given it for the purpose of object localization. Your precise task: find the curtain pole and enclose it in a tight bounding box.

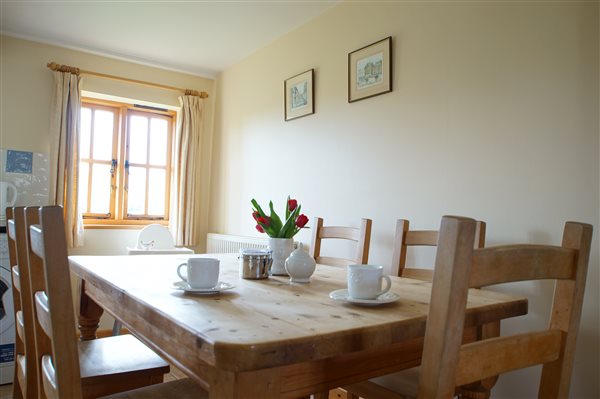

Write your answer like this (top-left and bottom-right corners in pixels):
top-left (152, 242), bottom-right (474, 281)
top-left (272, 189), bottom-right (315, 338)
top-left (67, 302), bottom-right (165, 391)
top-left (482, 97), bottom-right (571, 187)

top-left (47, 62), bottom-right (209, 98)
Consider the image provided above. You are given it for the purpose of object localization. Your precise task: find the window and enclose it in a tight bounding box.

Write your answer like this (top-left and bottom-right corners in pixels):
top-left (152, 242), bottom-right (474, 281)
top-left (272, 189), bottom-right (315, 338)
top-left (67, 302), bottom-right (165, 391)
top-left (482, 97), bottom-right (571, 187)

top-left (79, 99), bottom-right (174, 226)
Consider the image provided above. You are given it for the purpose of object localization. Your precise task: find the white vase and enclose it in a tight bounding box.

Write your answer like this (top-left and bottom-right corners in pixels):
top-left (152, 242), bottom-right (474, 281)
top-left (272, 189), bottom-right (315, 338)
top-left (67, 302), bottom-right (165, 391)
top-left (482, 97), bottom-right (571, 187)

top-left (285, 243), bottom-right (316, 283)
top-left (268, 237), bottom-right (294, 276)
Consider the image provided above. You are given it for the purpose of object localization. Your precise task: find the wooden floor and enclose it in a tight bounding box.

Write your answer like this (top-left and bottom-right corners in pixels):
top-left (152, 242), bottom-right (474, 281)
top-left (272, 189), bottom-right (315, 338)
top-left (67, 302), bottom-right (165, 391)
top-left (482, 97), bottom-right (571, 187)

top-left (0, 384), bottom-right (12, 399)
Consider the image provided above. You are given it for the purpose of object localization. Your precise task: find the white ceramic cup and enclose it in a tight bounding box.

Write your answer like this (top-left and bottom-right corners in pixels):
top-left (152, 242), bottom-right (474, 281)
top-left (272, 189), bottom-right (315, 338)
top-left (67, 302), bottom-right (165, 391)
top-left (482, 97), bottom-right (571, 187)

top-left (177, 258), bottom-right (220, 289)
top-left (347, 264), bottom-right (392, 300)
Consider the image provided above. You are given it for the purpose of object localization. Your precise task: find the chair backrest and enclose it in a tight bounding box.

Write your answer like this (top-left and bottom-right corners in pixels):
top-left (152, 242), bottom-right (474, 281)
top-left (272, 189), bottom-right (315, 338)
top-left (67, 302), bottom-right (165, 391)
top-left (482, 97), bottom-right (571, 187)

top-left (27, 205), bottom-right (83, 399)
top-left (309, 217), bottom-right (372, 267)
top-left (137, 224), bottom-right (175, 249)
top-left (7, 207), bottom-right (39, 398)
top-left (418, 218), bottom-right (593, 398)
top-left (391, 218), bottom-right (486, 280)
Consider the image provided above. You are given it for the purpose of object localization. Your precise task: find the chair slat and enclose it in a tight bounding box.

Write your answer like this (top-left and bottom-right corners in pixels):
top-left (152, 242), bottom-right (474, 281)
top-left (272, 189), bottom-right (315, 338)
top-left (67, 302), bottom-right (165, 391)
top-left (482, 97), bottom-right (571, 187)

top-left (29, 224), bottom-right (44, 259)
top-left (455, 330), bottom-right (563, 387)
top-left (12, 266), bottom-right (21, 292)
top-left (8, 218), bottom-right (16, 240)
top-left (400, 268), bottom-right (433, 282)
top-left (16, 310), bottom-right (25, 341)
top-left (470, 245), bottom-right (576, 288)
top-left (41, 355), bottom-right (59, 399)
top-left (404, 230), bottom-right (438, 246)
top-left (316, 256), bottom-right (354, 267)
top-left (319, 226), bottom-right (360, 241)
top-left (16, 355), bottom-right (26, 395)
top-left (35, 291), bottom-right (53, 340)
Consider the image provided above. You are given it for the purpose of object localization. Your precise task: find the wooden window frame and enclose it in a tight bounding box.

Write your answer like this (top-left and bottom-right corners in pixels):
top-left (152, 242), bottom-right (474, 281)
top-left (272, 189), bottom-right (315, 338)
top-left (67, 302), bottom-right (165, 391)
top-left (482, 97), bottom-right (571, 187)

top-left (80, 98), bottom-right (175, 228)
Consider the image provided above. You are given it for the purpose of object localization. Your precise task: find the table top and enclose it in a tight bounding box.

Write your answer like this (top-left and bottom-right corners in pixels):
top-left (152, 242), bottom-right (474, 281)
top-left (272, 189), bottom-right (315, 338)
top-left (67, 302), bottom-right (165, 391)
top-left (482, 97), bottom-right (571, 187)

top-left (69, 253), bottom-right (527, 374)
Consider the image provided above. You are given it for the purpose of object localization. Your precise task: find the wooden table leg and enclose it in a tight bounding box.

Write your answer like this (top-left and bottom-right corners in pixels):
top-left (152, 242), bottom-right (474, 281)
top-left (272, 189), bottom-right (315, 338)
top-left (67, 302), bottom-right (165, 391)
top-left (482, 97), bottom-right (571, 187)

top-left (209, 368), bottom-right (281, 398)
top-left (78, 280), bottom-right (104, 340)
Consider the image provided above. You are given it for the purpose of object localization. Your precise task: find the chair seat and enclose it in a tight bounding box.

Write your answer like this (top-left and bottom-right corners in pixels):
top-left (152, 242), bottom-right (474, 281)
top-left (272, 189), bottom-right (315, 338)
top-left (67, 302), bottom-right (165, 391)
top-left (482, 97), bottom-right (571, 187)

top-left (79, 334), bottom-right (170, 397)
top-left (101, 378), bottom-right (207, 399)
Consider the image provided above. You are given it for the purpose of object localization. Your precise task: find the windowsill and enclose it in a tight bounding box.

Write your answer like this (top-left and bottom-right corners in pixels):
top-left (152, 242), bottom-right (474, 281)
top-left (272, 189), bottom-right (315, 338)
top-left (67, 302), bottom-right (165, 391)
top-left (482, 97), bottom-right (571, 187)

top-left (84, 220), bottom-right (168, 229)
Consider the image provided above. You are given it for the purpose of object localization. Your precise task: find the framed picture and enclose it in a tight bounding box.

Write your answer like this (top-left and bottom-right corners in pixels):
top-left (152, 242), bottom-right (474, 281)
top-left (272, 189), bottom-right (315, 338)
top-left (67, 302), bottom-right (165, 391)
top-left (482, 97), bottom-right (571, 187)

top-left (284, 69), bottom-right (314, 121)
top-left (348, 36), bottom-right (392, 103)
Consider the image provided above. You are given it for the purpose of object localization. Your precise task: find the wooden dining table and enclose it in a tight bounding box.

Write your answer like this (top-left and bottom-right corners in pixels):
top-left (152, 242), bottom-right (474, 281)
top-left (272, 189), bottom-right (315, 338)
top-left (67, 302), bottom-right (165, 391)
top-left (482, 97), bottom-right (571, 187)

top-left (69, 253), bottom-right (527, 398)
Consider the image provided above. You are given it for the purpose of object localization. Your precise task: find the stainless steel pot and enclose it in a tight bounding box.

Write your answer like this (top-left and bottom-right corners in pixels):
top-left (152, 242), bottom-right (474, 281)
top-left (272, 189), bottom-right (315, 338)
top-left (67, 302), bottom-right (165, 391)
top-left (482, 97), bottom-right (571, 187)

top-left (239, 248), bottom-right (272, 279)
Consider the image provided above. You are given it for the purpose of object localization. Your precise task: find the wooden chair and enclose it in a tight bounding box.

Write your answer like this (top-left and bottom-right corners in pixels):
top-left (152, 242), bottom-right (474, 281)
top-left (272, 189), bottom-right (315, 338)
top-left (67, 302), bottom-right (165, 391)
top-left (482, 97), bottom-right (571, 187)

top-left (388, 219), bottom-right (494, 398)
top-left (391, 218), bottom-right (486, 280)
top-left (7, 207), bottom-right (39, 399)
top-left (23, 205), bottom-right (196, 398)
top-left (310, 217), bottom-right (372, 266)
top-left (344, 217), bottom-right (593, 399)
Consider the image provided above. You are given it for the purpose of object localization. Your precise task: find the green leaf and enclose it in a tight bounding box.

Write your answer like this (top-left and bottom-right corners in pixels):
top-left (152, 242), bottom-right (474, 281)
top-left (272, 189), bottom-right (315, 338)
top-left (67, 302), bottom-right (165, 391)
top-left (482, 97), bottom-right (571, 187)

top-left (251, 199), bottom-right (267, 218)
top-left (268, 201), bottom-right (283, 236)
top-left (278, 205), bottom-right (301, 238)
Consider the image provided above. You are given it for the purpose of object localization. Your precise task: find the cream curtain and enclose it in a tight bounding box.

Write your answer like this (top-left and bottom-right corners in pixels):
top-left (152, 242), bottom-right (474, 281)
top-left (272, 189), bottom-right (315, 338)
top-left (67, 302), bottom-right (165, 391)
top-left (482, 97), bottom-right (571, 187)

top-left (49, 71), bottom-right (84, 248)
top-left (170, 95), bottom-right (204, 247)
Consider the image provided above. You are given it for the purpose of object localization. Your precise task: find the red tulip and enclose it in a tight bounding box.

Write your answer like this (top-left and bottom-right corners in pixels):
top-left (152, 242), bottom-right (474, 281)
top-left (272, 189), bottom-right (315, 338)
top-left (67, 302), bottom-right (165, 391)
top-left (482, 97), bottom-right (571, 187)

top-left (295, 214), bottom-right (309, 228)
top-left (256, 224), bottom-right (265, 233)
top-left (288, 199), bottom-right (298, 212)
top-left (257, 216), bottom-right (270, 227)
top-left (252, 211), bottom-right (259, 221)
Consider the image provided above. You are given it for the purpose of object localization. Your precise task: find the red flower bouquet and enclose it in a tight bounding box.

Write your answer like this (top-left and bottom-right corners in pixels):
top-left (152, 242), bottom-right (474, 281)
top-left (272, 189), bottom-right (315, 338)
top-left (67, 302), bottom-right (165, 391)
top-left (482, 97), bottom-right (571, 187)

top-left (251, 196), bottom-right (309, 238)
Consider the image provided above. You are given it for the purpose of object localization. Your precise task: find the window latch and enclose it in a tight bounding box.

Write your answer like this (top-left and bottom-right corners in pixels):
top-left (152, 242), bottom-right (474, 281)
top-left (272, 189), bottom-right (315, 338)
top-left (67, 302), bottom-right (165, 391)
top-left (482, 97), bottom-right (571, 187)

top-left (110, 159), bottom-right (117, 176)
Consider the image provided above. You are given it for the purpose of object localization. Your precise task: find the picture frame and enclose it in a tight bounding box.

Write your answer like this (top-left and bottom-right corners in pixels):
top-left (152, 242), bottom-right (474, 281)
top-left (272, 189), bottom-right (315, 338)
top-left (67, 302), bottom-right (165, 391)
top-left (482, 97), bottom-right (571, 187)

top-left (348, 36), bottom-right (392, 103)
top-left (284, 69), bottom-right (314, 121)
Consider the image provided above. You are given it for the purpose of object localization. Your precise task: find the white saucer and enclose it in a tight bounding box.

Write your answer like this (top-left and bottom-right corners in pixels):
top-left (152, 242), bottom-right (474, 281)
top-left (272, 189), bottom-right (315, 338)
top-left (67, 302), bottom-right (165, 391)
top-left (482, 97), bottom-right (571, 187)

top-left (329, 289), bottom-right (400, 306)
top-left (173, 281), bottom-right (234, 294)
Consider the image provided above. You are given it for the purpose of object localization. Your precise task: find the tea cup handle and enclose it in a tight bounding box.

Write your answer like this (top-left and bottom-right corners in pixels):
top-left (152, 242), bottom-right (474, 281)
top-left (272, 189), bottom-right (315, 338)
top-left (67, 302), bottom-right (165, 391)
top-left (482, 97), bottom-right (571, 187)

top-left (377, 275), bottom-right (392, 296)
top-left (177, 263), bottom-right (188, 283)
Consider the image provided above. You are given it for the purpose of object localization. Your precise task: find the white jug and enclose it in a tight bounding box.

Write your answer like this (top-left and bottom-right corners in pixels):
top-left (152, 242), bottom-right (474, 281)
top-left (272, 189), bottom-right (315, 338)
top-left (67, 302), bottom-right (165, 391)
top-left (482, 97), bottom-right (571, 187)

top-left (0, 181), bottom-right (18, 218)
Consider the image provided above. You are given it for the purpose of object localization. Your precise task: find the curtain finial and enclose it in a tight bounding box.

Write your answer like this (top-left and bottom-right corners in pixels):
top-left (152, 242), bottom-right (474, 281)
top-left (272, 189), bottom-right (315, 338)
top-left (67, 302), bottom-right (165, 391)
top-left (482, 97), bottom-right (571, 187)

top-left (47, 62), bottom-right (80, 75)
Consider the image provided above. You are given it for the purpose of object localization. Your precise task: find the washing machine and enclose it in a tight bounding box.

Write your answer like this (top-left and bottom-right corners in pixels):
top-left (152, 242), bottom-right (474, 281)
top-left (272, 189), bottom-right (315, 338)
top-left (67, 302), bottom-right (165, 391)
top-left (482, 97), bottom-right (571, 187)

top-left (0, 229), bottom-right (15, 384)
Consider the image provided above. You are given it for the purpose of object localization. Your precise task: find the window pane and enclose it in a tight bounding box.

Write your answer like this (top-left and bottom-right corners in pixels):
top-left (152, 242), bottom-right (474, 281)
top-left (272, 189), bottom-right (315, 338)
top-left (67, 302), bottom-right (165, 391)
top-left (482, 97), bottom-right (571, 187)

top-left (127, 166), bottom-right (146, 215)
top-left (90, 164), bottom-right (111, 214)
top-left (80, 108), bottom-right (91, 159)
top-left (78, 162), bottom-right (89, 212)
top-left (93, 110), bottom-right (114, 161)
top-left (129, 115), bottom-right (148, 164)
top-left (147, 168), bottom-right (166, 216)
top-left (149, 118), bottom-right (167, 165)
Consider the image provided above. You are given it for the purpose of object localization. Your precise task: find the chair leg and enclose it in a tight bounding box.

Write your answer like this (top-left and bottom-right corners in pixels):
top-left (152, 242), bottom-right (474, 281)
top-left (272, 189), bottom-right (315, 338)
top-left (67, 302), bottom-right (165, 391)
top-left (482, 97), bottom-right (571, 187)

top-left (112, 320), bottom-right (122, 336)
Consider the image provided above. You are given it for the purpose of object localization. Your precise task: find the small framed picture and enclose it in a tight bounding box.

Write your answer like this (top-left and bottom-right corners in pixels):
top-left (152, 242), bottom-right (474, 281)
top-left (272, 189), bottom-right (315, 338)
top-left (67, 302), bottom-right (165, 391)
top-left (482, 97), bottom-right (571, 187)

top-left (284, 69), bottom-right (314, 121)
top-left (348, 36), bottom-right (392, 103)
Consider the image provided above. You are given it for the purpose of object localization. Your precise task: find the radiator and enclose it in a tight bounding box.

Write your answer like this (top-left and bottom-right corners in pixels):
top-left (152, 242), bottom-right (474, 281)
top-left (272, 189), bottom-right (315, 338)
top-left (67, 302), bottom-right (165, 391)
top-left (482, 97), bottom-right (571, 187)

top-left (206, 233), bottom-right (269, 253)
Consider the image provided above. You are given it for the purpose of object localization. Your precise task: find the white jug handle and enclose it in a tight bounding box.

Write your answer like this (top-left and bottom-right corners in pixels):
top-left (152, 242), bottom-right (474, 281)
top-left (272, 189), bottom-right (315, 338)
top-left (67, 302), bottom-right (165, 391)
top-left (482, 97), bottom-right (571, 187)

top-left (377, 275), bottom-right (392, 296)
top-left (6, 182), bottom-right (17, 207)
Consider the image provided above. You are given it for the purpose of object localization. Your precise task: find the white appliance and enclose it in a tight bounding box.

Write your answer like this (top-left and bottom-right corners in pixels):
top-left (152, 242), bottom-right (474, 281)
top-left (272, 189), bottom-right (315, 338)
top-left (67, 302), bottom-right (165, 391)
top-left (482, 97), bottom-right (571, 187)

top-left (0, 231), bottom-right (15, 384)
top-left (0, 181), bottom-right (17, 226)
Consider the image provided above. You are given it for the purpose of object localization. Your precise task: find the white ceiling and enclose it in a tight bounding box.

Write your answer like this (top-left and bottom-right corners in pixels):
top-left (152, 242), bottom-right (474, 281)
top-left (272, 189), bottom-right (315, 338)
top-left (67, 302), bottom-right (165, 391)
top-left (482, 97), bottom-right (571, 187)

top-left (0, 0), bottom-right (339, 78)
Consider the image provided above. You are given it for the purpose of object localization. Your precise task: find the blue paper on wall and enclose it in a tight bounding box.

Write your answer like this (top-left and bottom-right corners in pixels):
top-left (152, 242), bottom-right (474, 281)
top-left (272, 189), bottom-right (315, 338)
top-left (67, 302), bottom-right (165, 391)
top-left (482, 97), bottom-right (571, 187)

top-left (5, 150), bottom-right (33, 174)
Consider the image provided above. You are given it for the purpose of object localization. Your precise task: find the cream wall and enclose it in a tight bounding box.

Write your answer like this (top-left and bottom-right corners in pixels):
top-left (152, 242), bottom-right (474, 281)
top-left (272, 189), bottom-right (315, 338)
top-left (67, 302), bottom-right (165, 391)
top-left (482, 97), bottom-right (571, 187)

top-left (1, 35), bottom-right (216, 327)
top-left (212, 2), bottom-right (599, 398)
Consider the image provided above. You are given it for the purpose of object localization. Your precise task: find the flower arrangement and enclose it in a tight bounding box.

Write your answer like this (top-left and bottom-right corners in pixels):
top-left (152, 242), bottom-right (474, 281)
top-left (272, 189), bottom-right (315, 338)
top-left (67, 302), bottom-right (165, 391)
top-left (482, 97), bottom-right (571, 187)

top-left (251, 196), bottom-right (309, 238)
